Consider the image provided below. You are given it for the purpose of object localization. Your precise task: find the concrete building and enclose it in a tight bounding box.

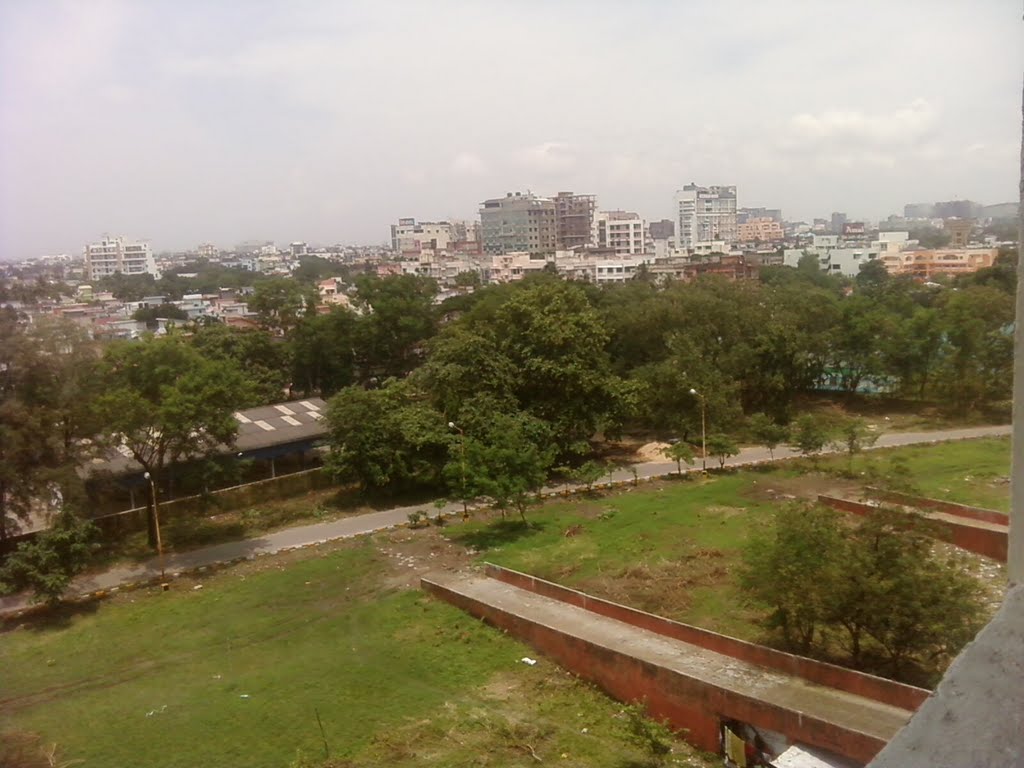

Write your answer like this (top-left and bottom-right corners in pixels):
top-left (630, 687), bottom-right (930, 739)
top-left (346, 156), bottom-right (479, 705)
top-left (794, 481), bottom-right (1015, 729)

top-left (882, 247), bottom-right (997, 279)
top-left (830, 212), bottom-right (848, 235)
top-left (648, 219), bottom-right (675, 241)
top-left (553, 192), bottom-right (596, 250)
top-left (673, 184), bottom-right (738, 249)
top-left (593, 210), bottom-right (647, 255)
top-left (483, 251), bottom-right (552, 283)
top-left (290, 242), bottom-right (308, 257)
top-left (784, 234), bottom-right (882, 278)
top-left (738, 207), bottom-right (782, 224)
top-left (737, 217), bottom-right (784, 243)
top-left (944, 219), bottom-right (973, 248)
top-left (390, 219), bottom-right (456, 254)
top-left (84, 236), bottom-right (159, 281)
top-left (479, 193), bottom-right (557, 256)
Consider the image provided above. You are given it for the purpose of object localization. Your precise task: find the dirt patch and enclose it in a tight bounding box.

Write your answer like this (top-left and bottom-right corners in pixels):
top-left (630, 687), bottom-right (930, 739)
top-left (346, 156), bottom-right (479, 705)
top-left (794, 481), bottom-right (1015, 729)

top-left (636, 441), bottom-right (671, 462)
top-left (743, 474), bottom-right (863, 504)
top-left (582, 550), bottom-right (730, 618)
top-left (376, 527), bottom-right (475, 589)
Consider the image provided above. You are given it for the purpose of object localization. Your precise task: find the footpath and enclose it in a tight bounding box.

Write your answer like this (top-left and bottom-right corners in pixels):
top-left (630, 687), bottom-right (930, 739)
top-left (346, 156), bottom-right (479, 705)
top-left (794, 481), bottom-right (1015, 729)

top-left (0, 424), bottom-right (1009, 617)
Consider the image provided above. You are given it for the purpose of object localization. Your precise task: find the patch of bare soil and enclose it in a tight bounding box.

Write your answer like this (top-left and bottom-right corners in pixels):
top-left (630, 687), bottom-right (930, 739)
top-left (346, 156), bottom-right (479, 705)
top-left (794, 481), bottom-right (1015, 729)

top-left (635, 441), bottom-right (671, 462)
top-left (375, 526), bottom-right (476, 589)
top-left (583, 549), bottom-right (730, 618)
top-left (743, 474), bottom-right (863, 504)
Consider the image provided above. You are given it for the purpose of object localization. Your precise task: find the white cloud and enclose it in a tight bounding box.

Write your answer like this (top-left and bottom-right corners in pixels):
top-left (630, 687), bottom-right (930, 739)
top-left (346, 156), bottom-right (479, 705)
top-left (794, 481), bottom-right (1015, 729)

top-left (451, 152), bottom-right (486, 176)
top-left (516, 142), bottom-right (577, 173)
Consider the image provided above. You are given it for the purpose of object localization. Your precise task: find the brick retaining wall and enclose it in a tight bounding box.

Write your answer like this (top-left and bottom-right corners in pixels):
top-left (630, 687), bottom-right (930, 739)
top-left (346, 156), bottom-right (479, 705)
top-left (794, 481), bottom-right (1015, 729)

top-left (817, 495), bottom-right (1008, 563)
top-left (863, 487), bottom-right (1008, 525)
top-left (484, 563), bottom-right (929, 712)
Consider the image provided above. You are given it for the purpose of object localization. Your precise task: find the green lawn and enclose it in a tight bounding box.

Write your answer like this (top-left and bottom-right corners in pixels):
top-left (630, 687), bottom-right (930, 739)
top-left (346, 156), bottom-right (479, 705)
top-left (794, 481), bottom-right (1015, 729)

top-left (844, 437), bottom-right (1011, 511)
top-left (1, 541), bottom-right (713, 768)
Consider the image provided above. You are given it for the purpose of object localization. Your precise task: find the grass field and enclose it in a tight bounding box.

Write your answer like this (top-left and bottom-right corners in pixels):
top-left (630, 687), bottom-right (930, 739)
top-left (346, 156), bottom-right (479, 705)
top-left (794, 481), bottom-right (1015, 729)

top-left (0, 540), bottom-right (714, 768)
top-left (1, 437), bottom-right (1009, 767)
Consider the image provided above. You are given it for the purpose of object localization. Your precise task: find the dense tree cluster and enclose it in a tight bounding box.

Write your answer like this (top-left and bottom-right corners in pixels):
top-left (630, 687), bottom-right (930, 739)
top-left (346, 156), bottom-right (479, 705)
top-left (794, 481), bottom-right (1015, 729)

top-left (741, 504), bottom-right (986, 684)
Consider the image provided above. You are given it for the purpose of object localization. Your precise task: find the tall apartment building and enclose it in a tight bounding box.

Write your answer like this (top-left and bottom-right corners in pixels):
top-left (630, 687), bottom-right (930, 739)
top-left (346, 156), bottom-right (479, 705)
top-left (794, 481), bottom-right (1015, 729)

top-left (390, 218), bottom-right (456, 254)
top-left (673, 184), bottom-right (738, 249)
top-left (479, 192), bottom-right (557, 256)
top-left (84, 236), bottom-right (159, 280)
top-left (593, 210), bottom-right (647, 255)
top-left (553, 191), bottom-right (596, 250)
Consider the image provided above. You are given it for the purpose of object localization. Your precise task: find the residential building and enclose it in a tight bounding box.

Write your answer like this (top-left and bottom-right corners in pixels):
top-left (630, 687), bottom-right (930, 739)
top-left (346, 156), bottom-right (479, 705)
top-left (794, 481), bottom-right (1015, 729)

top-left (197, 243), bottom-right (218, 258)
top-left (593, 210), bottom-right (647, 255)
top-left (648, 219), bottom-right (675, 240)
top-left (479, 192), bottom-right (557, 256)
top-left (650, 254), bottom-right (759, 283)
top-left (783, 234), bottom-right (882, 278)
top-left (483, 251), bottom-right (552, 282)
top-left (291, 242), bottom-right (308, 257)
top-left (830, 212), bottom-right (848, 235)
top-left (738, 207), bottom-right (782, 224)
top-left (945, 219), bottom-right (973, 248)
top-left (737, 217), bottom-right (784, 243)
top-left (84, 236), bottom-right (159, 281)
top-left (882, 247), bottom-right (997, 279)
top-left (673, 184), bottom-right (738, 249)
top-left (553, 191), bottom-right (596, 250)
top-left (389, 218), bottom-right (456, 254)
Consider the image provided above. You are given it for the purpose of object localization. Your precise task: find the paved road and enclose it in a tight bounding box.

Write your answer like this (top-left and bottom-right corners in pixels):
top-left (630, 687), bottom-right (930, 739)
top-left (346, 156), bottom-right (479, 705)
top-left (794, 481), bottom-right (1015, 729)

top-left (0, 424), bottom-right (1009, 617)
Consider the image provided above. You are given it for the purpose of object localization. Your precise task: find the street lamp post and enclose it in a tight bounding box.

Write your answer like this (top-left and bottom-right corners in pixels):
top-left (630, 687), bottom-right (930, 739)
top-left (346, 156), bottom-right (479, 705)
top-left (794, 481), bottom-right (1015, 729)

top-left (143, 471), bottom-right (168, 590)
top-left (689, 388), bottom-right (707, 473)
top-left (448, 422), bottom-right (468, 519)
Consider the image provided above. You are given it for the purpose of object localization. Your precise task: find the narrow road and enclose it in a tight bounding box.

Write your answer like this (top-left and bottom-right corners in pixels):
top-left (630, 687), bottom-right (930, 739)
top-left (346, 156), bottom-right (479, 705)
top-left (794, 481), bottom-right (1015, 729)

top-left (0, 424), bottom-right (1009, 617)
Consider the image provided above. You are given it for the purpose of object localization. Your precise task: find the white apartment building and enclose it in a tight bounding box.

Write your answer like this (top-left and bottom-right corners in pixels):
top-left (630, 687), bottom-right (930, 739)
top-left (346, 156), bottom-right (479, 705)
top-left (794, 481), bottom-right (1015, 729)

top-left (673, 184), bottom-right (738, 249)
top-left (593, 211), bottom-right (647, 255)
top-left (84, 236), bottom-right (159, 281)
top-left (783, 234), bottom-right (883, 278)
top-left (390, 218), bottom-right (456, 254)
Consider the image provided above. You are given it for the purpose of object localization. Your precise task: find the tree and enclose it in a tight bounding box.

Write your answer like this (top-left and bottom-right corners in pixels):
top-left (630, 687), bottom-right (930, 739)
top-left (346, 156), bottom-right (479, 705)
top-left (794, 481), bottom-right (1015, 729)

top-left (0, 507), bottom-right (96, 605)
top-left (192, 324), bottom-right (292, 405)
top-left (133, 303), bottom-right (188, 324)
top-left (453, 413), bottom-right (555, 521)
top-left (740, 504), bottom-right (844, 653)
top-left (747, 413), bottom-right (788, 459)
top-left (705, 433), bottom-right (739, 469)
top-left (788, 414), bottom-right (833, 462)
top-left (95, 337), bottom-right (251, 547)
top-left (835, 416), bottom-right (879, 468)
top-left (325, 381), bottom-right (450, 493)
top-left (839, 509), bottom-right (985, 680)
top-left (564, 459), bottom-right (606, 492)
top-left (289, 307), bottom-right (358, 397)
top-left (0, 316), bottom-right (102, 540)
top-left (249, 278), bottom-right (312, 334)
top-left (352, 274), bottom-right (438, 380)
top-left (664, 442), bottom-right (695, 476)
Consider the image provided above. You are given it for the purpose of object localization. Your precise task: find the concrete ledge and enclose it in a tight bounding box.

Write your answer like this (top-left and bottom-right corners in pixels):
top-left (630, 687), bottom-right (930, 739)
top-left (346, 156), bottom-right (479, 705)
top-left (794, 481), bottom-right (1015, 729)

top-left (423, 573), bottom-right (910, 764)
top-left (818, 495), bottom-right (1008, 563)
top-left (484, 563), bottom-right (929, 712)
top-left (863, 487), bottom-right (1008, 526)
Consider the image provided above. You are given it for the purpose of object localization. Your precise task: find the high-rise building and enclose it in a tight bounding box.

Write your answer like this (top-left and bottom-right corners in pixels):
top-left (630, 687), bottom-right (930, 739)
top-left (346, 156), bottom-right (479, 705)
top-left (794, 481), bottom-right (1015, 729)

top-left (593, 211), bottom-right (647, 255)
top-left (830, 212), bottom-right (848, 235)
top-left (553, 191), bottom-right (596, 250)
top-left (84, 236), bottom-right (159, 280)
top-left (479, 192), bottom-right (557, 256)
top-left (673, 184), bottom-right (738, 249)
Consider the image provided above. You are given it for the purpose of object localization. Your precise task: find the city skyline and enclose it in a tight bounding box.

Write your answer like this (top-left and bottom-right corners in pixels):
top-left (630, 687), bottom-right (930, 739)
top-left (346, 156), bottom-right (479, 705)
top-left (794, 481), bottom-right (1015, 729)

top-left (1, 0), bottom-right (1020, 260)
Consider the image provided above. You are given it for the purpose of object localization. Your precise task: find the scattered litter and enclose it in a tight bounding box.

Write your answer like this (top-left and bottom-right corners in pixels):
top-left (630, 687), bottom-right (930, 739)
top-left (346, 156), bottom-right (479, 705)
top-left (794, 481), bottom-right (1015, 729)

top-left (193, 584), bottom-right (203, 591)
top-left (581, 727), bottom-right (589, 734)
top-left (239, 694), bottom-right (251, 699)
top-left (520, 657), bottom-right (537, 666)
top-left (145, 705), bottom-right (167, 717)
top-left (212, 674), bottom-right (222, 680)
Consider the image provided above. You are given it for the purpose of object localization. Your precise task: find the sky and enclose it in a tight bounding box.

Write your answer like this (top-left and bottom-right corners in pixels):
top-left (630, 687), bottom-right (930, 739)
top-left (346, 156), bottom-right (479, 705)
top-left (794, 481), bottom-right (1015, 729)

top-left (0, 0), bottom-right (1020, 258)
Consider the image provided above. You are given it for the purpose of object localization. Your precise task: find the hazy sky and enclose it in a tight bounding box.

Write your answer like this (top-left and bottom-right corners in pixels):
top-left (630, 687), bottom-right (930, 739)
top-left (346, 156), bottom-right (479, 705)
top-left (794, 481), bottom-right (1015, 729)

top-left (1, 0), bottom-right (1020, 258)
